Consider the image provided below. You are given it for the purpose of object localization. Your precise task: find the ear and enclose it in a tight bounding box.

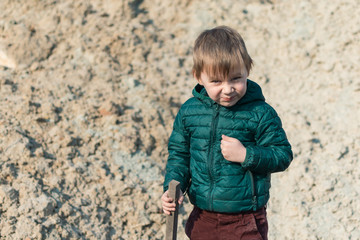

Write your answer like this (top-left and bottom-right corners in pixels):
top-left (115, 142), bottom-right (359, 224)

top-left (243, 68), bottom-right (249, 79)
top-left (194, 72), bottom-right (204, 85)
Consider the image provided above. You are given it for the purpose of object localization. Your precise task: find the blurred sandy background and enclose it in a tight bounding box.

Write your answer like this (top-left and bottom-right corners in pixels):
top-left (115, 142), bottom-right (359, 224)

top-left (0, 0), bottom-right (359, 239)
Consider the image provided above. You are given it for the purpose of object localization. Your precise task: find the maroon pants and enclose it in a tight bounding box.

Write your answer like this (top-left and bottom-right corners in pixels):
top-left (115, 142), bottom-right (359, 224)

top-left (185, 206), bottom-right (268, 240)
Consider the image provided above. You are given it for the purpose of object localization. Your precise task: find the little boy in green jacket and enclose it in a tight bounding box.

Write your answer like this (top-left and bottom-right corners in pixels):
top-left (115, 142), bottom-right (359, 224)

top-left (161, 26), bottom-right (293, 239)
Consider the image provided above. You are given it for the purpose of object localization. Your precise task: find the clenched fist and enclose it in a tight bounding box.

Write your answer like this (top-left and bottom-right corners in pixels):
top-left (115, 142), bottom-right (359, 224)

top-left (220, 135), bottom-right (247, 163)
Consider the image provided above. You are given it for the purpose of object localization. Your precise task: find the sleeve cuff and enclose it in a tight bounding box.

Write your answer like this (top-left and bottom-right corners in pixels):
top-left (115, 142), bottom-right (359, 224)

top-left (241, 146), bottom-right (258, 170)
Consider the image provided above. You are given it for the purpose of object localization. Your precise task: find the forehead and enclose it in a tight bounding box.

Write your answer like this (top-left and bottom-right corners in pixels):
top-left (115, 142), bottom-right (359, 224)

top-left (203, 63), bottom-right (246, 79)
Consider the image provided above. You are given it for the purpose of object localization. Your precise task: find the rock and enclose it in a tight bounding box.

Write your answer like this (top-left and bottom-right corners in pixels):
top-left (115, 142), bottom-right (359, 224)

top-left (0, 185), bottom-right (19, 204)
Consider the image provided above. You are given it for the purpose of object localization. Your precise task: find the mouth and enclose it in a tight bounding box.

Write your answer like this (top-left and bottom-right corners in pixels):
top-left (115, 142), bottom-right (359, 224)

top-left (222, 96), bottom-right (233, 102)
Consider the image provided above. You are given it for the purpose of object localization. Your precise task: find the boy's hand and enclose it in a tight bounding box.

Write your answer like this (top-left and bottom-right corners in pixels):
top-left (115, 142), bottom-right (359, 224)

top-left (161, 189), bottom-right (184, 215)
top-left (221, 135), bottom-right (247, 163)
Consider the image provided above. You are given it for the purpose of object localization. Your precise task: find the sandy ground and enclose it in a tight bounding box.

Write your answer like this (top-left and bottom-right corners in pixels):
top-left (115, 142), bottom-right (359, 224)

top-left (0, 0), bottom-right (359, 239)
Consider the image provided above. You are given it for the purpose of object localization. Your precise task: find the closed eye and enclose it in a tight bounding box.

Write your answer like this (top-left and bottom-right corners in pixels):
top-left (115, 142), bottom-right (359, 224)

top-left (211, 80), bottom-right (221, 83)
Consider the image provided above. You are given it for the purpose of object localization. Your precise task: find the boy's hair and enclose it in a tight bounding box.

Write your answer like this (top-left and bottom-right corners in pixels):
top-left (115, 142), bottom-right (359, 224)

top-left (192, 26), bottom-right (253, 79)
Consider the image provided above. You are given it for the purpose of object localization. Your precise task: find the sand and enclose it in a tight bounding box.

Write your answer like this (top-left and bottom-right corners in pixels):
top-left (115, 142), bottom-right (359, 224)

top-left (0, 0), bottom-right (359, 239)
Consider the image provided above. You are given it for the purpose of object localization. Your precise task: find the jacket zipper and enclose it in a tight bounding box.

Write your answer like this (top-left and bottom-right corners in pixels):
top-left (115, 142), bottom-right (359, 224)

top-left (248, 170), bottom-right (257, 211)
top-left (207, 104), bottom-right (220, 211)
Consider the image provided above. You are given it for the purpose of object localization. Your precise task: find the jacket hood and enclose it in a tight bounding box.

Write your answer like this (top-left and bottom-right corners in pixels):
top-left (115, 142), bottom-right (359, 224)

top-left (192, 79), bottom-right (265, 107)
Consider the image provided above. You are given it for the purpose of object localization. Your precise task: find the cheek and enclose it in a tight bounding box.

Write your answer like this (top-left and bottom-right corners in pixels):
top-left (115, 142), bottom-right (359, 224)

top-left (240, 83), bottom-right (247, 93)
top-left (207, 86), bottom-right (220, 94)
top-left (235, 84), bottom-right (246, 93)
top-left (242, 86), bottom-right (247, 93)
top-left (209, 88), bottom-right (222, 100)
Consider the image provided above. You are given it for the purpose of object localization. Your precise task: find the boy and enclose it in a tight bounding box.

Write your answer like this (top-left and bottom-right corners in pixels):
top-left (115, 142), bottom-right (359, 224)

top-left (161, 26), bottom-right (293, 240)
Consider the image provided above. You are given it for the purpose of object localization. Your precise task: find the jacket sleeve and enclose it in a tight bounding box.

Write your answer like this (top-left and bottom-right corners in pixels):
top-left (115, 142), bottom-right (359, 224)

top-left (163, 108), bottom-right (191, 193)
top-left (242, 106), bottom-right (293, 174)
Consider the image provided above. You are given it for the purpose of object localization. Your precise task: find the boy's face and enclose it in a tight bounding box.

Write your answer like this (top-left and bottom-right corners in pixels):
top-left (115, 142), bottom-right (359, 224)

top-left (195, 65), bottom-right (248, 107)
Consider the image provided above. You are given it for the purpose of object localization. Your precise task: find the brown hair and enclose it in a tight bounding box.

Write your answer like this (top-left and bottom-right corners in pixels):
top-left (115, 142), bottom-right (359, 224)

top-left (192, 26), bottom-right (253, 79)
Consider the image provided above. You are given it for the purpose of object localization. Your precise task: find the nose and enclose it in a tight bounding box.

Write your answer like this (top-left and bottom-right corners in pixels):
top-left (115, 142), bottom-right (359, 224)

top-left (223, 82), bottom-right (233, 94)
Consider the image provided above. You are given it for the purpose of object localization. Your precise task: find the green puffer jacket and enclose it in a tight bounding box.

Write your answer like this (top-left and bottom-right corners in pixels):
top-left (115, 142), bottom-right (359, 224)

top-left (164, 80), bottom-right (293, 213)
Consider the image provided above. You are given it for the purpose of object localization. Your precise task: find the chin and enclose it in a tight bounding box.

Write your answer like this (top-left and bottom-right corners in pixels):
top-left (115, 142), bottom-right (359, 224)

top-left (220, 102), bottom-right (235, 107)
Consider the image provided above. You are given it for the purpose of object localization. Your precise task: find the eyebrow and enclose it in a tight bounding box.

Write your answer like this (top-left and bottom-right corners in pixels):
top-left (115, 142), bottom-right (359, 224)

top-left (229, 73), bottom-right (243, 79)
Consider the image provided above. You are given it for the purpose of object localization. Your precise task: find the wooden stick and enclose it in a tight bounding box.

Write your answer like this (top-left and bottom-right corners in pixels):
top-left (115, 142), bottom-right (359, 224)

top-left (165, 180), bottom-right (181, 240)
